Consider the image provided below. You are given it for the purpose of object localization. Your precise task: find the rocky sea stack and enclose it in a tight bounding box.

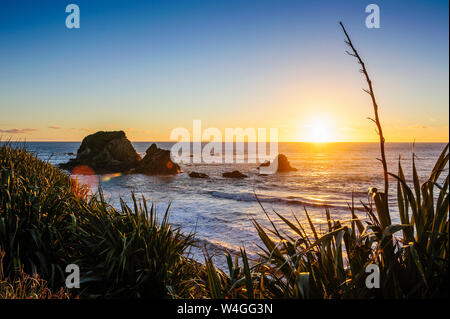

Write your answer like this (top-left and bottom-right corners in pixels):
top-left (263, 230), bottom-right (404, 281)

top-left (59, 131), bottom-right (140, 174)
top-left (259, 154), bottom-right (297, 173)
top-left (59, 131), bottom-right (180, 175)
top-left (275, 154), bottom-right (297, 172)
top-left (136, 143), bottom-right (181, 175)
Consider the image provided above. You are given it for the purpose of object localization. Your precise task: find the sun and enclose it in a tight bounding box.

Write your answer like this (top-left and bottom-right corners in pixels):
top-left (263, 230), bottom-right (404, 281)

top-left (303, 118), bottom-right (333, 143)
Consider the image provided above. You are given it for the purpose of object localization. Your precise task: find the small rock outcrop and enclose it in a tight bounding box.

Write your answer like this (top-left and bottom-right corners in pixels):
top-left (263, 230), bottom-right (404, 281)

top-left (276, 154), bottom-right (297, 172)
top-left (189, 172), bottom-right (209, 178)
top-left (59, 131), bottom-right (140, 174)
top-left (259, 160), bottom-right (270, 167)
top-left (136, 144), bottom-right (181, 175)
top-left (222, 170), bottom-right (247, 178)
top-left (258, 154), bottom-right (297, 173)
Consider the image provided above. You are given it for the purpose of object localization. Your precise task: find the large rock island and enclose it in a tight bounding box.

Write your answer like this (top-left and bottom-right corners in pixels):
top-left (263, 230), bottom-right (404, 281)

top-left (59, 131), bottom-right (180, 175)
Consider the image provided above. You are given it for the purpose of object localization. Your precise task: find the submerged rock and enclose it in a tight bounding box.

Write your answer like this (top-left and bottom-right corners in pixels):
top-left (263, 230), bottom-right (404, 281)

top-left (222, 170), bottom-right (247, 178)
top-left (59, 131), bottom-right (140, 174)
top-left (189, 171), bottom-right (209, 178)
top-left (136, 143), bottom-right (181, 175)
top-left (258, 154), bottom-right (297, 173)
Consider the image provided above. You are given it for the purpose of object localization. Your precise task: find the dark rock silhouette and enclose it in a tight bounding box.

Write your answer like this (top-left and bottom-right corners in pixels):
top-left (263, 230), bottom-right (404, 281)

top-left (259, 160), bottom-right (270, 167)
top-left (59, 131), bottom-right (140, 174)
top-left (222, 170), bottom-right (247, 178)
top-left (258, 154), bottom-right (297, 172)
top-left (59, 132), bottom-right (180, 175)
top-left (189, 172), bottom-right (209, 178)
top-left (275, 154), bottom-right (297, 172)
top-left (136, 143), bottom-right (181, 175)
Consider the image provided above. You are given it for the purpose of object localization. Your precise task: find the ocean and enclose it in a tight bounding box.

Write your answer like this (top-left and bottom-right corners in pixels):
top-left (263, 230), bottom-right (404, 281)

top-left (10, 142), bottom-right (448, 264)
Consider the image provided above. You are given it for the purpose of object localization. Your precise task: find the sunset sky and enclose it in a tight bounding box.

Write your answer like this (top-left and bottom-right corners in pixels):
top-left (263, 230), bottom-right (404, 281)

top-left (0, 0), bottom-right (448, 142)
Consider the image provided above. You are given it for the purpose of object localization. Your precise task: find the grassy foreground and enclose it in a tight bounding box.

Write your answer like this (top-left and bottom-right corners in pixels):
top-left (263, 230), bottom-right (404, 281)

top-left (0, 143), bottom-right (207, 298)
top-left (0, 143), bottom-right (448, 299)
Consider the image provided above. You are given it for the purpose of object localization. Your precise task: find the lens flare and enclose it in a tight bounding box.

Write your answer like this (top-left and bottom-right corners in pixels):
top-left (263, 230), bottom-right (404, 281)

top-left (102, 172), bottom-right (122, 182)
top-left (70, 165), bottom-right (98, 190)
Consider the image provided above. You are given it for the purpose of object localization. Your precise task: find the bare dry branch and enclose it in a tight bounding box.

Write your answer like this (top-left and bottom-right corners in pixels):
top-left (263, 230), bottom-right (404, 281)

top-left (339, 21), bottom-right (389, 206)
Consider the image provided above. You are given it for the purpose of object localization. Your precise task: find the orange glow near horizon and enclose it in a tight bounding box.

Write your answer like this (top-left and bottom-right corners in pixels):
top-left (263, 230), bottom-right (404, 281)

top-left (299, 116), bottom-right (338, 143)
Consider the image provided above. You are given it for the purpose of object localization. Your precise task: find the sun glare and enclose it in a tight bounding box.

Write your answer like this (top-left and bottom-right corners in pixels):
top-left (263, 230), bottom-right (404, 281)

top-left (304, 118), bottom-right (333, 143)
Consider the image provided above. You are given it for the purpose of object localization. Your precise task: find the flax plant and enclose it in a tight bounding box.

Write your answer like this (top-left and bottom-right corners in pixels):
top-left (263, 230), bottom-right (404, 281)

top-left (0, 142), bottom-right (197, 298)
top-left (201, 23), bottom-right (448, 299)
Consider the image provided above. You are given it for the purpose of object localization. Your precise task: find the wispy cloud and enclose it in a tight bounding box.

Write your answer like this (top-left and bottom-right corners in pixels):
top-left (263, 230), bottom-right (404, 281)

top-left (0, 128), bottom-right (38, 134)
top-left (48, 126), bottom-right (61, 130)
top-left (68, 128), bottom-right (92, 132)
top-left (126, 128), bottom-right (151, 135)
top-left (408, 125), bottom-right (428, 129)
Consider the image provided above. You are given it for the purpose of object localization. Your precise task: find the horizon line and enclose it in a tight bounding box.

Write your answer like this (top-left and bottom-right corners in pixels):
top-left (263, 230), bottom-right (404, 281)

top-left (3, 140), bottom-right (448, 144)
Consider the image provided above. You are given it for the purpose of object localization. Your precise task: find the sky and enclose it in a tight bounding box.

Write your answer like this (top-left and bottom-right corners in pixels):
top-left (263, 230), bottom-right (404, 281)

top-left (0, 0), bottom-right (448, 142)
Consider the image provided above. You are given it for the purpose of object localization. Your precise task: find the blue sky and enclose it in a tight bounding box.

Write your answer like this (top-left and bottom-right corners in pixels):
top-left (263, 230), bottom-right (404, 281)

top-left (0, 0), bottom-right (448, 141)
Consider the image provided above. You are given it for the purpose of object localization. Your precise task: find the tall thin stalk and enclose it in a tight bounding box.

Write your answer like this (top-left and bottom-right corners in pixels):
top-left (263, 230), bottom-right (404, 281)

top-left (339, 22), bottom-right (389, 209)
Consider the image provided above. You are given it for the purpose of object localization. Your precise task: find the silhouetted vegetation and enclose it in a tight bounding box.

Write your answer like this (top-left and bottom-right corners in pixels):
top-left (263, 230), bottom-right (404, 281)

top-left (0, 144), bottom-right (200, 298)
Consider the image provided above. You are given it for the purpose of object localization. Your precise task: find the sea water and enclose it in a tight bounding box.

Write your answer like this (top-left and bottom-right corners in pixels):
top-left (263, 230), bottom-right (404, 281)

top-left (10, 142), bottom-right (448, 264)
